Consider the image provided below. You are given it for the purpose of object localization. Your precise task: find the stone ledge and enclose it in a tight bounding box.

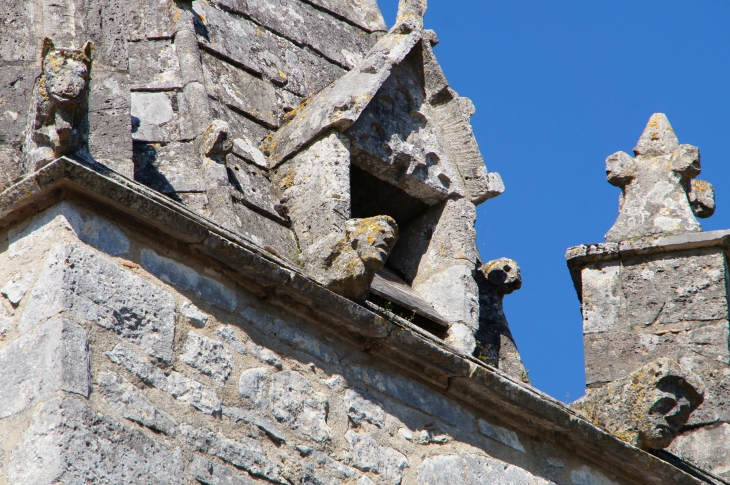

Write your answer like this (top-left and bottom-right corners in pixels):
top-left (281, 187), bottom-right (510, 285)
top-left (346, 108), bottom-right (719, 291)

top-left (0, 157), bottom-right (707, 485)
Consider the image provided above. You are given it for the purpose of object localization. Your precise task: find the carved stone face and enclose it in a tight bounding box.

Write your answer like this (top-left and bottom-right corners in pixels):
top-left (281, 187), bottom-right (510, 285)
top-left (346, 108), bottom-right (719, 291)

top-left (345, 216), bottom-right (399, 270)
top-left (637, 378), bottom-right (695, 449)
top-left (43, 50), bottom-right (90, 102)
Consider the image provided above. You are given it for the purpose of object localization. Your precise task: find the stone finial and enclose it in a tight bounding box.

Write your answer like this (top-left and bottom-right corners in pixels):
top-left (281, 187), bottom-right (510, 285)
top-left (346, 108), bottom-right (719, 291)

top-left (304, 216), bottom-right (399, 302)
top-left (604, 113), bottom-right (715, 242)
top-left (23, 37), bottom-right (93, 171)
top-left (395, 0), bottom-right (426, 31)
top-left (481, 258), bottom-right (521, 295)
top-left (573, 358), bottom-right (704, 450)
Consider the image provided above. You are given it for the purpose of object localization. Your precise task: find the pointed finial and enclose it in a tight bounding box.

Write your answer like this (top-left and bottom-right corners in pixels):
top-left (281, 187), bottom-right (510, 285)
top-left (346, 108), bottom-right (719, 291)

top-left (395, 0), bottom-right (426, 31)
top-left (633, 113), bottom-right (679, 157)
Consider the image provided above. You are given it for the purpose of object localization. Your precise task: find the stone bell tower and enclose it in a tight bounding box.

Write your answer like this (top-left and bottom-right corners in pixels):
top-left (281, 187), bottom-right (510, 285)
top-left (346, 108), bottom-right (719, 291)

top-left (567, 113), bottom-right (730, 477)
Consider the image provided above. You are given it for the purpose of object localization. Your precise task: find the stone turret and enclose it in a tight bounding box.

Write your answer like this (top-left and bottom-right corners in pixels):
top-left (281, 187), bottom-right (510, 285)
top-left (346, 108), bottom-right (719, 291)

top-left (568, 113), bottom-right (730, 475)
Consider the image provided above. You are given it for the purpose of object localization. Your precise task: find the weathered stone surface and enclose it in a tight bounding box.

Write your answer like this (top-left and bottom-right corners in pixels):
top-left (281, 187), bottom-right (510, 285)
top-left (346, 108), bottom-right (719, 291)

top-left (240, 306), bottom-right (341, 364)
top-left (477, 419), bottom-right (525, 452)
top-left (0, 65), bottom-right (36, 154)
top-left (181, 300), bottom-right (209, 327)
top-left (303, 216), bottom-right (398, 301)
top-left (129, 0), bottom-right (174, 40)
top-left (346, 365), bottom-right (474, 431)
top-left (0, 1), bottom-right (36, 61)
top-left (228, 156), bottom-right (289, 224)
top-left (133, 140), bottom-right (206, 193)
top-left (0, 316), bottom-right (89, 418)
top-left (688, 179), bottom-right (715, 218)
top-left (214, 0), bottom-right (376, 68)
top-left (8, 397), bottom-right (184, 484)
top-left (181, 424), bottom-right (286, 484)
top-left (182, 332), bottom-right (234, 383)
top-left (604, 114), bottom-right (712, 241)
top-left (191, 455), bottom-right (255, 485)
top-left (131, 91), bottom-right (190, 142)
top-left (107, 343), bottom-right (222, 414)
top-left (223, 405), bottom-right (287, 443)
top-left (97, 370), bottom-right (177, 435)
top-left (266, 28), bottom-right (421, 166)
top-left (1, 268), bottom-right (34, 305)
top-left (573, 358), bottom-right (704, 450)
top-left (270, 370), bottom-right (331, 442)
top-left (233, 136), bottom-right (269, 168)
top-left (87, 68), bottom-right (134, 177)
top-left (273, 130), bottom-right (351, 251)
top-left (305, 0), bottom-right (387, 32)
top-left (344, 388), bottom-right (386, 427)
top-left (21, 243), bottom-right (175, 361)
top-left (215, 325), bottom-right (249, 354)
top-left (129, 40), bottom-right (182, 90)
top-left (249, 341), bottom-right (284, 368)
top-left (202, 51), bottom-right (288, 128)
top-left (669, 422), bottom-right (730, 478)
top-left (10, 201), bottom-right (131, 257)
top-left (141, 248), bottom-right (238, 312)
top-left (239, 367), bottom-right (271, 409)
top-left (192, 2), bottom-right (345, 97)
top-left (210, 98), bottom-right (272, 146)
top-left (397, 426), bottom-right (452, 445)
top-left (345, 430), bottom-right (408, 484)
top-left (571, 466), bottom-right (621, 485)
top-left (418, 452), bottom-right (554, 485)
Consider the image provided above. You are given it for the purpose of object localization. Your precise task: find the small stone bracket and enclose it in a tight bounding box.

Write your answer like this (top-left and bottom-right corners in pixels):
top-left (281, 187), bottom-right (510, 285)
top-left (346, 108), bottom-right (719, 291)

top-left (604, 113), bottom-right (715, 242)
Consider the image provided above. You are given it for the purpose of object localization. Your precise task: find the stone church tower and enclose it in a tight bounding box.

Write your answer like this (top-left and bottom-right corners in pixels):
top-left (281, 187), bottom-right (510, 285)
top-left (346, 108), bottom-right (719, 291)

top-left (0, 0), bottom-right (726, 483)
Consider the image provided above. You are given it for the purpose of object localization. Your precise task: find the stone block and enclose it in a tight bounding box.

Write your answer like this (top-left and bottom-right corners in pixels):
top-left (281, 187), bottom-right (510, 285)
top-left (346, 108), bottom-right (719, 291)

top-left (7, 397), bottom-right (184, 484)
top-left (345, 430), bottom-right (408, 485)
top-left (202, 51), bottom-right (289, 128)
top-left (669, 422), bottom-right (730, 478)
top-left (133, 140), bottom-right (206, 193)
top-left (0, 316), bottom-right (90, 419)
top-left (228, 157), bottom-right (288, 224)
top-left (346, 365), bottom-right (474, 431)
top-left (210, 98), bottom-right (271, 146)
top-left (180, 424), bottom-right (286, 484)
top-left (140, 248), bottom-right (238, 312)
top-left (192, 2), bottom-right (345, 97)
top-left (0, 1), bottom-right (37, 61)
top-left (131, 91), bottom-right (187, 143)
top-left (344, 389), bottom-right (385, 427)
top-left (214, 0), bottom-right (376, 68)
top-left (21, 243), bottom-right (175, 361)
top-left (233, 137), bottom-right (269, 168)
top-left (182, 331), bottom-right (234, 383)
top-left (272, 130), bottom-right (351, 252)
top-left (304, 0), bottom-right (386, 32)
top-left (88, 69), bottom-right (134, 177)
top-left (181, 301), bottom-right (209, 327)
top-left (81, 0), bottom-right (130, 70)
top-left (215, 325), bottom-right (248, 354)
top-left (248, 342), bottom-right (284, 368)
top-left (223, 405), bottom-right (286, 443)
top-left (1, 268), bottom-right (35, 306)
top-left (239, 367), bottom-right (271, 409)
top-left (0, 64), bottom-right (36, 149)
top-left (477, 419), bottom-right (525, 452)
top-left (241, 306), bottom-right (341, 365)
top-left (129, 0), bottom-right (174, 40)
top-left (97, 370), bottom-right (177, 435)
top-left (270, 370), bottom-right (331, 442)
top-left (129, 40), bottom-right (182, 90)
top-left (571, 465), bottom-right (621, 485)
top-left (107, 343), bottom-right (222, 414)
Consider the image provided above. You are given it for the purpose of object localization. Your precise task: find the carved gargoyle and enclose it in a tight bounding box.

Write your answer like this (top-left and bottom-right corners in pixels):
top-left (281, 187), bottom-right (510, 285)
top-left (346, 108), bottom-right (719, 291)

top-left (605, 113), bottom-right (715, 241)
top-left (304, 216), bottom-right (399, 301)
top-left (23, 37), bottom-right (92, 172)
top-left (573, 358), bottom-right (704, 450)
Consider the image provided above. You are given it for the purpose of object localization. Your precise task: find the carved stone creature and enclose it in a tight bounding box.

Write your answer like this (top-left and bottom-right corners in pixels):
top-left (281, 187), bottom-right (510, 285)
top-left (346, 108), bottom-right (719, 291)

top-left (605, 113), bottom-right (715, 241)
top-left (471, 258), bottom-right (529, 382)
top-left (304, 216), bottom-right (398, 302)
top-left (24, 38), bottom-right (92, 171)
top-left (573, 358), bottom-right (704, 450)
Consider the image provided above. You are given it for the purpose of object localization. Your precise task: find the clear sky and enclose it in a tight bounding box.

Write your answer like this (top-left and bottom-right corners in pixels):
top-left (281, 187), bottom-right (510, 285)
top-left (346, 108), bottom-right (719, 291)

top-left (377, 0), bottom-right (730, 402)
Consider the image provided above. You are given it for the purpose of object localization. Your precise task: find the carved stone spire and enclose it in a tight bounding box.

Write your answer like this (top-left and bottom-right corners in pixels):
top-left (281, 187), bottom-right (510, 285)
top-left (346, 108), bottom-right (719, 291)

top-left (604, 113), bottom-right (715, 241)
top-left (396, 0), bottom-right (426, 31)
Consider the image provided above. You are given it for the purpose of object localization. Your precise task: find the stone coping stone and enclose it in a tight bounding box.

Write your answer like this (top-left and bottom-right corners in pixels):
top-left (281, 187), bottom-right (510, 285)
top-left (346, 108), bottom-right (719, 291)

top-left (565, 230), bottom-right (730, 299)
top-left (0, 156), bottom-right (708, 485)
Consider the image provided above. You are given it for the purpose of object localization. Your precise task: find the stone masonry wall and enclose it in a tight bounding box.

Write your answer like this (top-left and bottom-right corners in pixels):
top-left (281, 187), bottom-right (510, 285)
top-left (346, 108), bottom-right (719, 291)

top-left (0, 200), bottom-right (634, 485)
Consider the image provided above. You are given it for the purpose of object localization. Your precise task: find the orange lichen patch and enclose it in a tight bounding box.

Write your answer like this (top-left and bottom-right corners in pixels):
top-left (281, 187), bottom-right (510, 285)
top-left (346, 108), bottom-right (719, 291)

top-left (281, 97), bottom-right (312, 124)
top-left (692, 179), bottom-right (712, 193)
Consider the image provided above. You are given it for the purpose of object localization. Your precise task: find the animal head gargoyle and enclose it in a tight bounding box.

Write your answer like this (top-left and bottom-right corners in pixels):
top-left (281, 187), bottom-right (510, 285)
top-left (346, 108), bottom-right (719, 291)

top-left (604, 113), bottom-right (715, 242)
top-left (303, 216), bottom-right (399, 301)
top-left (573, 358), bottom-right (704, 450)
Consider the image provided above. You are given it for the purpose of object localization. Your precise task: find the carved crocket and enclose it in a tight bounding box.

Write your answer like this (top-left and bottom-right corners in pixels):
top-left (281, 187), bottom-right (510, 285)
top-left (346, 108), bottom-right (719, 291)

top-left (23, 38), bottom-right (93, 172)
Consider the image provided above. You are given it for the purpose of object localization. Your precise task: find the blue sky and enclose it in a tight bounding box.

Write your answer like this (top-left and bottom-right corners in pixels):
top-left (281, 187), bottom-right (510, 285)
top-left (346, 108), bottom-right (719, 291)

top-left (377, 1), bottom-right (730, 401)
